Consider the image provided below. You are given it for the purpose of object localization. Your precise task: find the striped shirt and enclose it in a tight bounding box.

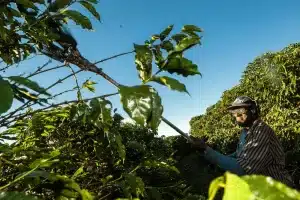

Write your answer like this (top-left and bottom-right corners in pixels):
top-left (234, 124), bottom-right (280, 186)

top-left (236, 118), bottom-right (294, 187)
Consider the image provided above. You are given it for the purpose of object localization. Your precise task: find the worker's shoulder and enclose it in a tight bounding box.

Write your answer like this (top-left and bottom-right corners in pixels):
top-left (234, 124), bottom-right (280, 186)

top-left (252, 119), bottom-right (276, 136)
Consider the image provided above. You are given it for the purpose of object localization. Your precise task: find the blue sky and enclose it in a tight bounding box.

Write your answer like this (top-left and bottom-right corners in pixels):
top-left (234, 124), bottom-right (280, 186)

top-left (3, 0), bottom-right (300, 136)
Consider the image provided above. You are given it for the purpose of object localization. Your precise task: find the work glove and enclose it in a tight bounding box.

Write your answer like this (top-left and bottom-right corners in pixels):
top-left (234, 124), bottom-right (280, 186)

top-left (190, 136), bottom-right (207, 151)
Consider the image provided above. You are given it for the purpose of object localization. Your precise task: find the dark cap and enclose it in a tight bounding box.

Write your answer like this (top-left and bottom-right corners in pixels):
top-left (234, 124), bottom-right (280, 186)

top-left (227, 96), bottom-right (256, 110)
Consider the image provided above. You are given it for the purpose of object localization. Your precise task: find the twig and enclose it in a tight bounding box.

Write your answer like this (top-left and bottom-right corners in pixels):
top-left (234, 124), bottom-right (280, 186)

top-left (67, 65), bottom-right (82, 100)
top-left (0, 69), bottom-right (83, 123)
top-left (0, 54), bottom-right (39, 72)
top-left (0, 65), bottom-right (12, 72)
top-left (2, 92), bottom-right (119, 127)
top-left (94, 50), bottom-right (135, 65)
top-left (99, 192), bottom-right (111, 200)
top-left (0, 50), bottom-right (134, 122)
top-left (26, 51), bottom-right (134, 79)
top-left (50, 89), bottom-right (76, 100)
top-left (0, 157), bottom-right (16, 167)
top-left (26, 64), bottom-right (66, 78)
top-left (25, 59), bottom-right (52, 79)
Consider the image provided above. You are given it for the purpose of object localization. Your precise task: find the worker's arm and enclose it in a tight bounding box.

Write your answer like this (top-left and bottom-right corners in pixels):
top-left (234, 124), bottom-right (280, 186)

top-left (228, 151), bottom-right (237, 158)
top-left (190, 136), bottom-right (244, 175)
top-left (203, 146), bottom-right (245, 176)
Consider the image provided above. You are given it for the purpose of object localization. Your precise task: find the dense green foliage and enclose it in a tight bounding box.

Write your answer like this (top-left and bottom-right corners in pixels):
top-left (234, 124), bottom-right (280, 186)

top-left (1, 0), bottom-right (300, 199)
top-left (190, 43), bottom-right (300, 188)
top-left (0, 105), bottom-right (208, 199)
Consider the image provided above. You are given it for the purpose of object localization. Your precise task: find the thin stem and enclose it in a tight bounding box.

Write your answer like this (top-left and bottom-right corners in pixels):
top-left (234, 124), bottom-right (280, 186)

top-left (25, 59), bottom-right (52, 78)
top-left (94, 50), bottom-right (135, 65)
top-left (129, 165), bottom-right (141, 174)
top-left (154, 69), bottom-right (162, 76)
top-left (2, 92), bottom-right (119, 127)
top-left (0, 157), bottom-right (16, 167)
top-left (0, 55), bottom-right (39, 72)
top-left (0, 50), bottom-right (133, 121)
top-left (0, 70), bottom-right (83, 123)
top-left (67, 65), bottom-right (82, 100)
top-left (27, 50), bottom-right (134, 79)
top-left (27, 65), bottom-right (66, 78)
top-left (0, 165), bottom-right (40, 191)
top-left (99, 192), bottom-right (111, 200)
top-left (50, 88), bottom-right (76, 99)
top-left (145, 181), bottom-right (184, 189)
top-left (45, 69), bottom-right (83, 91)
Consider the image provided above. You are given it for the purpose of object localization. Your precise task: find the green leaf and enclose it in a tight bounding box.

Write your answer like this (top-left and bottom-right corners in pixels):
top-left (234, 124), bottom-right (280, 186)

top-left (8, 76), bottom-right (50, 96)
top-left (60, 189), bottom-right (79, 198)
top-left (89, 98), bottom-right (101, 121)
top-left (150, 76), bottom-right (189, 95)
top-left (45, 125), bottom-right (56, 129)
top-left (150, 34), bottom-right (160, 44)
top-left (82, 80), bottom-right (97, 92)
top-left (63, 10), bottom-right (93, 30)
top-left (32, 0), bottom-right (45, 3)
top-left (64, 181), bottom-right (81, 192)
top-left (0, 80), bottom-right (13, 114)
top-left (149, 188), bottom-right (162, 200)
top-left (29, 158), bottom-right (59, 169)
top-left (143, 160), bottom-right (179, 174)
top-left (242, 174), bottom-right (300, 200)
top-left (127, 141), bottom-right (145, 152)
top-left (19, 170), bottom-right (50, 179)
top-left (164, 57), bottom-right (201, 77)
top-left (134, 44), bottom-right (153, 82)
top-left (124, 174), bottom-right (145, 197)
top-left (172, 37), bottom-right (200, 54)
top-left (115, 133), bottom-right (126, 163)
top-left (99, 99), bottom-right (113, 132)
top-left (160, 25), bottom-right (173, 41)
top-left (222, 172), bottom-right (254, 200)
top-left (50, 149), bottom-right (61, 157)
top-left (119, 85), bottom-right (163, 130)
top-left (171, 33), bottom-right (187, 44)
top-left (161, 40), bottom-right (174, 52)
top-left (152, 46), bottom-right (164, 66)
top-left (80, 189), bottom-right (94, 200)
top-left (84, 0), bottom-right (98, 3)
top-left (49, 0), bottom-right (72, 12)
top-left (182, 25), bottom-right (203, 33)
top-left (208, 176), bottom-right (225, 200)
top-left (16, 0), bottom-right (36, 8)
top-left (79, 1), bottom-right (100, 21)
top-left (7, 7), bottom-right (21, 17)
top-left (147, 87), bottom-right (163, 130)
top-left (101, 175), bottom-right (113, 184)
top-left (16, 88), bottom-right (39, 101)
top-left (0, 192), bottom-right (40, 200)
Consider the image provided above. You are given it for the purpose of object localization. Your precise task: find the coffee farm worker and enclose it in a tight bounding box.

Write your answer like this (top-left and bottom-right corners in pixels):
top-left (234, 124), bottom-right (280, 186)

top-left (191, 96), bottom-right (294, 187)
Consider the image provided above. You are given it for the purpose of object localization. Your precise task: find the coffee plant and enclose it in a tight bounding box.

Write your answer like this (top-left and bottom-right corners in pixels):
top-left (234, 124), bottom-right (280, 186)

top-left (0, 0), bottom-right (299, 199)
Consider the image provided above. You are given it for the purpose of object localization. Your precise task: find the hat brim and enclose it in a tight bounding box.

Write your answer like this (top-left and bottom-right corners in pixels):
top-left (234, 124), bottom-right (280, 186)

top-left (227, 104), bottom-right (251, 110)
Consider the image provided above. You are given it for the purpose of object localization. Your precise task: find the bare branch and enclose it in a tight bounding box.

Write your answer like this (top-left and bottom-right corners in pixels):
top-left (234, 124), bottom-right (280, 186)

top-left (67, 65), bottom-right (82, 100)
top-left (26, 59), bottom-right (52, 78)
top-left (94, 50), bottom-right (135, 65)
top-left (0, 54), bottom-right (40, 72)
top-left (2, 92), bottom-right (119, 128)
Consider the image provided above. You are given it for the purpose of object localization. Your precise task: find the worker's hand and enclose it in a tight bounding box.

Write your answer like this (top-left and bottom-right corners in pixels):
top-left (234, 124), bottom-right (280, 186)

top-left (190, 136), bottom-right (207, 150)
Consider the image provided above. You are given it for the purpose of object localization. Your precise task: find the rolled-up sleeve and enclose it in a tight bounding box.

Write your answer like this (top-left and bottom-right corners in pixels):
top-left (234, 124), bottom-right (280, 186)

top-left (236, 125), bottom-right (272, 174)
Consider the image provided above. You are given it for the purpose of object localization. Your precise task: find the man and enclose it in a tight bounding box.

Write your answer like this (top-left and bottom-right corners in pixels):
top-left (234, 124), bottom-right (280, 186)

top-left (191, 96), bottom-right (294, 187)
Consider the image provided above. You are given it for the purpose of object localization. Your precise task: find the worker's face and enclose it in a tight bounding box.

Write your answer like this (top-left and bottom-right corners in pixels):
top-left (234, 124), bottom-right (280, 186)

top-left (230, 108), bottom-right (249, 126)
